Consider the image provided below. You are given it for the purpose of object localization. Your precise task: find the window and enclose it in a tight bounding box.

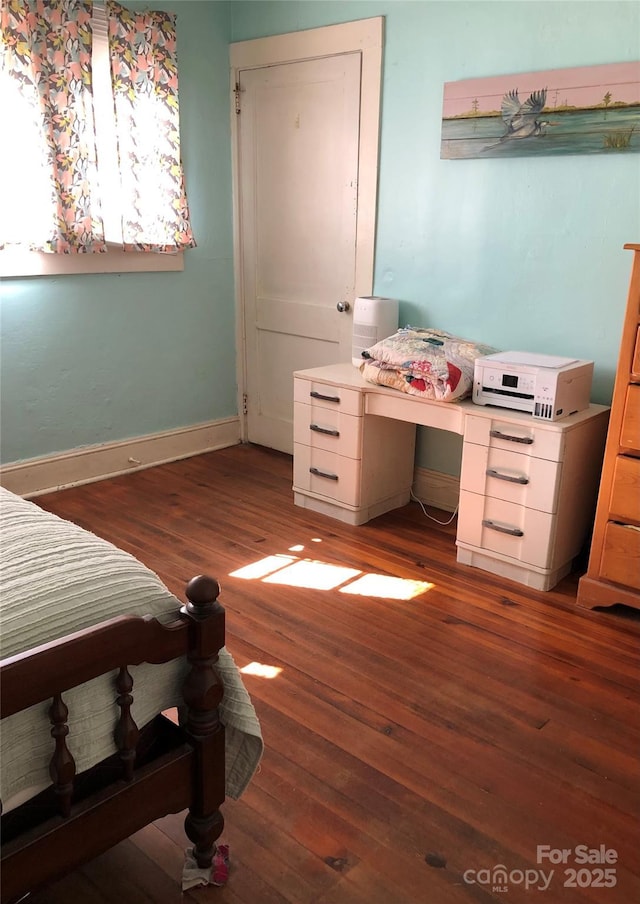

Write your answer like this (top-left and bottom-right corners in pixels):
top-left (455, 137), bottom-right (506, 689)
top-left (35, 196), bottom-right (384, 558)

top-left (0, 0), bottom-right (194, 278)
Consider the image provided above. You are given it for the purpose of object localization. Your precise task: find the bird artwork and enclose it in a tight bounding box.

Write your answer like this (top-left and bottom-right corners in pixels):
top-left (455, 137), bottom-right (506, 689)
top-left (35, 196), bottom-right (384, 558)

top-left (441, 62), bottom-right (639, 159)
top-left (500, 88), bottom-right (549, 140)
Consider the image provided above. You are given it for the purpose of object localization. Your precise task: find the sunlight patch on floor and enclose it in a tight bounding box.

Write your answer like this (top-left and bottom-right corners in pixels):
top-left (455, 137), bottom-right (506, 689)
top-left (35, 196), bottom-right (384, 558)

top-left (229, 542), bottom-right (434, 600)
top-left (340, 573), bottom-right (434, 600)
top-left (263, 559), bottom-right (361, 590)
top-left (240, 662), bottom-right (282, 679)
top-left (229, 554), bottom-right (297, 580)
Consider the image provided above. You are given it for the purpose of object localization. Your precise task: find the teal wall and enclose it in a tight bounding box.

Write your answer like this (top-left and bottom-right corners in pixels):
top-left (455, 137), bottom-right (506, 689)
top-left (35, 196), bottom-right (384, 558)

top-left (230, 0), bottom-right (640, 474)
top-left (1, 0), bottom-right (639, 476)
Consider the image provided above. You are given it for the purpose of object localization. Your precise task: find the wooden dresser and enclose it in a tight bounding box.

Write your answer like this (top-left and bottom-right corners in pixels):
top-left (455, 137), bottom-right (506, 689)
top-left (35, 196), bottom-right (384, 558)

top-left (577, 243), bottom-right (640, 609)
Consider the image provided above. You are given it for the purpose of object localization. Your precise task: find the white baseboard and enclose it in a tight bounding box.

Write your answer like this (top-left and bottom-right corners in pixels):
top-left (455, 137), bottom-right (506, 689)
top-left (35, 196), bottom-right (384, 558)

top-left (0, 418), bottom-right (241, 498)
top-left (412, 466), bottom-right (460, 513)
top-left (1, 431), bottom-right (460, 513)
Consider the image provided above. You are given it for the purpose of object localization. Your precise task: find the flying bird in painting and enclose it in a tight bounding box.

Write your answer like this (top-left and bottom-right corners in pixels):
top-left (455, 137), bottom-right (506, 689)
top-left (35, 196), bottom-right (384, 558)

top-left (500, 88), bottom-right (549, 139)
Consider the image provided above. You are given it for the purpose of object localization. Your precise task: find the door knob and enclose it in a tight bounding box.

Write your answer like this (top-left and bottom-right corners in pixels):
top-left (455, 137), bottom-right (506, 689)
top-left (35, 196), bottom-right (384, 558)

top-left (336, 301), bottom-right (350, 313)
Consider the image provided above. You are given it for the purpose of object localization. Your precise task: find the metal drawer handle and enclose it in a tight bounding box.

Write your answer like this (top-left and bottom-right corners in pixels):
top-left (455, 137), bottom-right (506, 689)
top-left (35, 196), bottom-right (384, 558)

top-left (489, 429), bottom-right (534, 445)
top-left (309, 467), bottom-right (339, 481)
top-left (310, 390), bottom-right (340, 403)
top-left (310, 424), bottom-right (340, 437)
top-left (486, 468), bottom-right (529, 485)
top-left (482, 519), bottom-right (524, 537)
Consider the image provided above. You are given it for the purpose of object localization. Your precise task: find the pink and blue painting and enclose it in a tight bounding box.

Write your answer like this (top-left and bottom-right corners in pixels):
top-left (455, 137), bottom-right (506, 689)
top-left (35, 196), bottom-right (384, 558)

top-left (441, 61), bottom-right (640, 159)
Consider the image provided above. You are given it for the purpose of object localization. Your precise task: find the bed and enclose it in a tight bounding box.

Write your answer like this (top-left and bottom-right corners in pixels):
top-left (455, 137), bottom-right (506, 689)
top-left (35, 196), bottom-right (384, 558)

top-left (0, 487), bottom-right (263, 902)
top-left (359, 326), bottom-right (499, 402)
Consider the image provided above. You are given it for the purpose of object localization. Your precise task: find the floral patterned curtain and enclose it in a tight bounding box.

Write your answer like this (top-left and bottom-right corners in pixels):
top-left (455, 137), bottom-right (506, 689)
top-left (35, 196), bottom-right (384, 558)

top-left (1, 0), bottom-right (195, 256)
top-left (107, 1), bottom-right (195, 252)
top-left (0, 0), bottom-right (106, 253)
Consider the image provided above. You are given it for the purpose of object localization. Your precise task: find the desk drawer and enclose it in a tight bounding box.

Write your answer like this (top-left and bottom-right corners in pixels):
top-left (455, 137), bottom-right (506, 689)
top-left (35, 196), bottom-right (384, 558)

top-left (293, 444), bottom-right (360, 506)
top-left (460, 442), bottom-right (561, 513)
top-left (464, 414), bottom-right (563, 462)
top-left (458, 490), bottom-right (555, 568)
top-left (293, 402), bottom-right (362, 458)
top-left (294, 378), bottom-right (362, 416)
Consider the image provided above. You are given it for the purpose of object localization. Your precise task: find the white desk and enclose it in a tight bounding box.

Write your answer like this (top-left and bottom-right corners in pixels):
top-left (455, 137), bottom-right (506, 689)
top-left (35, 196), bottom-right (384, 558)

top-left (293, 363), bottom-right (609, 591)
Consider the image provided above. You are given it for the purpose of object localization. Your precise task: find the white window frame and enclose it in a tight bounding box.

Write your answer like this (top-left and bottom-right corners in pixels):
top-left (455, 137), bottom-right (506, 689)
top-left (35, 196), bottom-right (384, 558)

top-left (0, 2), bottom-right (184, 279)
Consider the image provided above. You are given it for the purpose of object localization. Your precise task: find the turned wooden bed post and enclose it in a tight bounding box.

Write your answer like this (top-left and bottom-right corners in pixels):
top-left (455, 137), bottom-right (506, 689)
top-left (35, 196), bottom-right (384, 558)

top-left (181, 575), bottom-right (226, 868)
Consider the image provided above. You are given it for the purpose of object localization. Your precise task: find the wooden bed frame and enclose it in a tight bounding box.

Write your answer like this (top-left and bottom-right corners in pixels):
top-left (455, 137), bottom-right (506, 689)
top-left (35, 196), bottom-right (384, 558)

top-left (0, 574), bottom-right (226, 903)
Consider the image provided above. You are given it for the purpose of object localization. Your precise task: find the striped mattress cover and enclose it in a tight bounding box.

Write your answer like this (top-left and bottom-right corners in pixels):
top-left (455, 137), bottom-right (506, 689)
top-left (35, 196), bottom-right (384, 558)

top-left (0, 487), bottom-right (263, 811)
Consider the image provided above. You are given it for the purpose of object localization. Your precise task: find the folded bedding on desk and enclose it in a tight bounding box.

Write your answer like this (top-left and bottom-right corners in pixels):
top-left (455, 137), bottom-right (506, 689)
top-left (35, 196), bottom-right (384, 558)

top-left (0, 487), bottom-right (263, 809)
top-left (359, 327), bottom-right (499, 402)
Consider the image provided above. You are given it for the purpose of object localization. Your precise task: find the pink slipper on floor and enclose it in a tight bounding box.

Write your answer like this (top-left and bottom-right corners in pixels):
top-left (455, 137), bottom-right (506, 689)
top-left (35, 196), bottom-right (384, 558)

top-left (211, 843), bottom-right (230, 886)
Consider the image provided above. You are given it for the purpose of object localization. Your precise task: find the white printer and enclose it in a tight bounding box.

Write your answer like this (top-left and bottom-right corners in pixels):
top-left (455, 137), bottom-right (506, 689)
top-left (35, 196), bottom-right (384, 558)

top-left (473, 351), bottom-right (593, 421)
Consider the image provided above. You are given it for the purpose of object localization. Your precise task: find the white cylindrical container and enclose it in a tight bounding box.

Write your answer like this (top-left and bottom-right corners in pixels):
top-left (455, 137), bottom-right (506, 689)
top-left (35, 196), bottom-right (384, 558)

top-left (352, 296), bottom-right (399, 367)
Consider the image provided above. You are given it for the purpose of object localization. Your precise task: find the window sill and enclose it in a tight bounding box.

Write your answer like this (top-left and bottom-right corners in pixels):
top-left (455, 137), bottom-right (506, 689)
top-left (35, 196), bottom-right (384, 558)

top-left (0, 248), bottom-right (184, 279)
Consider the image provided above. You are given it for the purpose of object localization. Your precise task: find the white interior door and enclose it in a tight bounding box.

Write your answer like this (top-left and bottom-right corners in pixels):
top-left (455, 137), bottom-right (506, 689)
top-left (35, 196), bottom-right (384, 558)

top-left (231, 19), bottom-right (383, 454)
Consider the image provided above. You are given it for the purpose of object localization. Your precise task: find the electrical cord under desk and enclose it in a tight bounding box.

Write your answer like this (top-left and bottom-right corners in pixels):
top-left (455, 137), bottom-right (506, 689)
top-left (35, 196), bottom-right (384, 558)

top-left (410, 488), bottom-right (459, 526)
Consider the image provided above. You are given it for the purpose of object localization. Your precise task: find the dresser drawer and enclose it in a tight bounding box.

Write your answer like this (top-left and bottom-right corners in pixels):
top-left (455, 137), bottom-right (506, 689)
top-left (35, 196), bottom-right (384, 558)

top-left (293, 402), bottom-right (362, 457)
top-left (621, 384), bottom-right (640, 453)
top-left (464, 414), bottom-right (563, 462)
top-left (631, 326), bottom-right (640, 380)
top-left (293, 443), bottom-right (360, 506)
top-left (460, 442), bottom-right (561, 513)
top-left (458, 490), bottom-right (556, 568)
top-left (609, 455), bottom-right (640, 523)
top-left (600, 521), bottom-right (640, 590)
top-left (294, 378), bottom-right (363, 416)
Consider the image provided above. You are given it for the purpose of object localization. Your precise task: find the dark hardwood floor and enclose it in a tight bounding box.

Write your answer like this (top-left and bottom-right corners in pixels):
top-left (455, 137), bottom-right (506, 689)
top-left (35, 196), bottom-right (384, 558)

top-left (24, 444), bottom-right (639, 903)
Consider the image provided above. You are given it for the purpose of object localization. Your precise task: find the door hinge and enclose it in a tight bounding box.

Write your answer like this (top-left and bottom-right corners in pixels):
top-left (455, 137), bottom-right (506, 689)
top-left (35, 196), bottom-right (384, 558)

top-left (242, 392), bottom-right (248, 415)
top-left (234, 82), bottom-right (242, 115)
